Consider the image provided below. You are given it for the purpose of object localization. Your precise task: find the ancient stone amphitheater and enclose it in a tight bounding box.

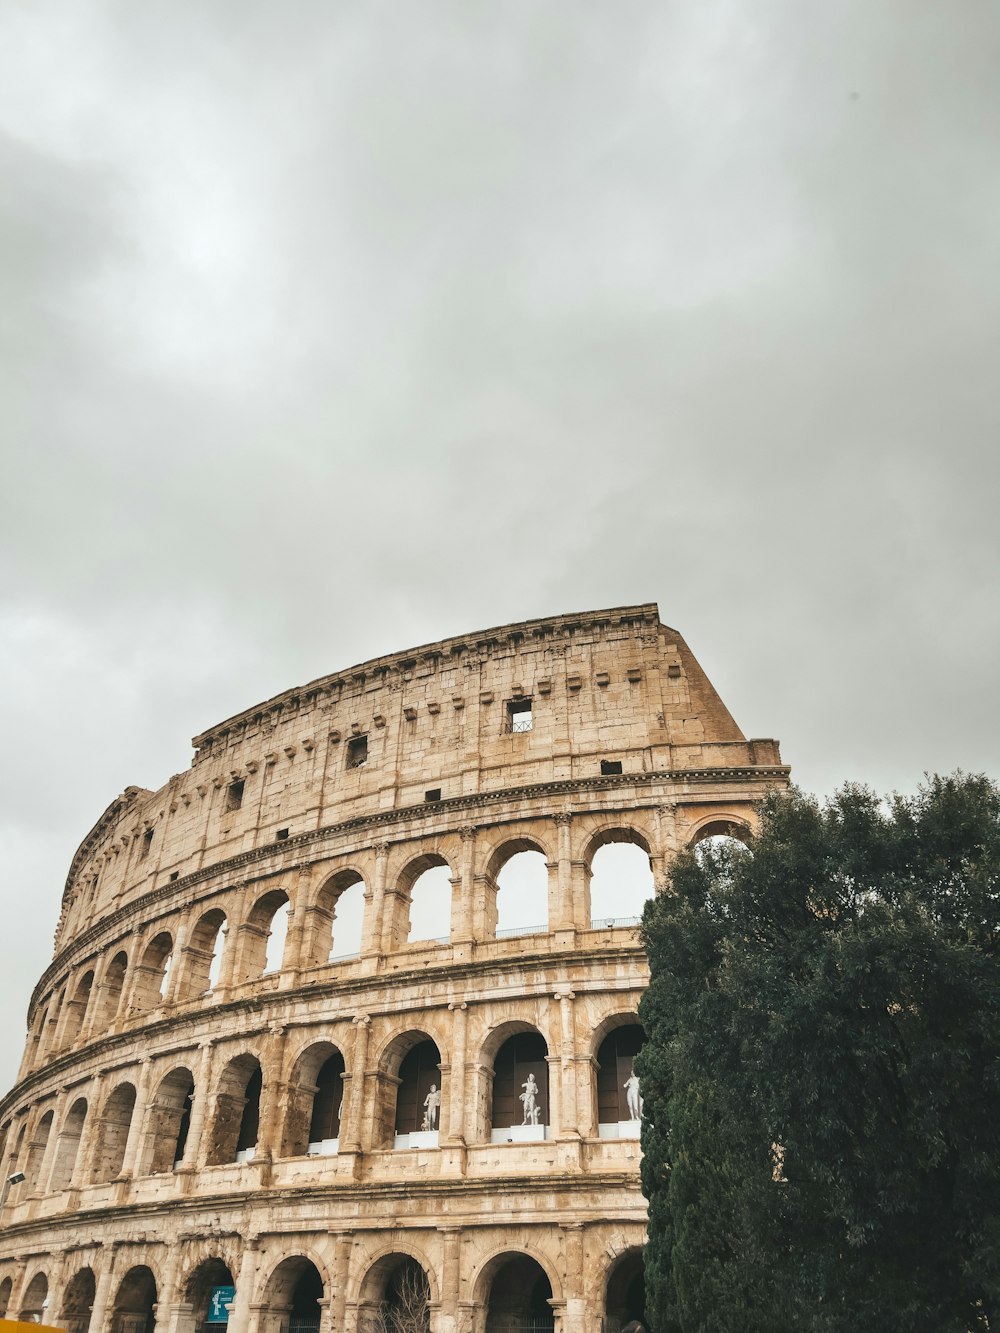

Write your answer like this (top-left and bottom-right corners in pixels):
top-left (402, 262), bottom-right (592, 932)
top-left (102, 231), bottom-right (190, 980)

top-left (0, 605), bottom-right (786, 1333)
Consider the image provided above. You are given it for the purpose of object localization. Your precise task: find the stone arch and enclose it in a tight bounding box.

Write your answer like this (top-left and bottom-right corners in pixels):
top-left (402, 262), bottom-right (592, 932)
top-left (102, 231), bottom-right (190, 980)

top-left (305, 868), bottom-right (367, 967)
top-left (586, 827), bottom-right (654, 928)
top-left (183, 1256), bottom-right (236, 1333)
top-left (603, 1248), bottom-right (647, 1333)
top-left (472, 1250), bottom-right (558, 1333)
top-left (281, 1040), bottom-right (347, 1157)
top-left (593, 1017), bottom-right (646, 1138)
top-left (181, 909), bottom-right (228, 998)
top-left (371, 1030), bottom-right (443, 1148)
top-left (478, 1021), bottom-right (551, 1142)
top-left (0, 1275), bottom-right (12, 1318)
top-left (687, 815), bottom-right (754, 852)
top-left (95, 950), bottom-right (129, 1028)
top-left (239, 889), bottom-right (291, 982)
top-left (18, 1270), bottom-right (49, 1322)
top-left (49, 1096), bottom-right (88, 1191)
top-left (207, 1052), bottom-right (262, 1165)
top-left (111, 1265), bottom-right (157, 1333)
top-left (5, 1120), bottom-right (27, 1185)
top-left (59, 1266), bottom-right (97, 1333)
top-left (23, 1106), bottom-right (54, 1191)
top-left (355, 1247), bottom-right (437, 1329)
top-left (143, 1065), bottom-right (195, 1174)
top-left (395, 854), bottom-right (452, 948)
top-left (483, 837), bottom-right (551, 940)
top-left (129, 932), bottom-right (174, 1013)
top-left (26, 1001), bottom-right (49, 1069)
top-left (258, 1254), bottom-right (327, 1333)
top-left (91, 1082), bottom-right (136, 1182)
top-left (61, 969), bottom-right (95, 1050)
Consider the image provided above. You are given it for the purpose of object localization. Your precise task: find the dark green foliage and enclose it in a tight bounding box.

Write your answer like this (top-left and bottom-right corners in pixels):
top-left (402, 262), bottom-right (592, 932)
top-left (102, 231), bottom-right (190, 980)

top-left (637, 775), bottom-right (1000, 1333)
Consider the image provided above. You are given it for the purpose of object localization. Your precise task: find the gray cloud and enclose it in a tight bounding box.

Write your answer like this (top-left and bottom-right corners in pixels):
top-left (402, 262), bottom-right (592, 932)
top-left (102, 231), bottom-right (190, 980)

top-left (2, 0), bottom-right (998, 1087)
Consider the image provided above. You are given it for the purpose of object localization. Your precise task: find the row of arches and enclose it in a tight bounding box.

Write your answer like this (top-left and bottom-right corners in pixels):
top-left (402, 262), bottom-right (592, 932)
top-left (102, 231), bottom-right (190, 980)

top-left (0, 1246), bottom-right (645, 1333)
top-left (28, 824), bottom-right (680, 1075)
top-left (1, 1022), bottom-right (645, 1195)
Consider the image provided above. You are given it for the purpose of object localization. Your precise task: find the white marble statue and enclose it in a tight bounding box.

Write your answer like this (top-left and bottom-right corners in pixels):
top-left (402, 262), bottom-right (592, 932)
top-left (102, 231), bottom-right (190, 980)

top-left (624, 1066), bottom-right (642, 1121)
top-left (421, 1083), bottom-right (440, 1131)
top-left (520, 1072), bottom-right (541, 1125)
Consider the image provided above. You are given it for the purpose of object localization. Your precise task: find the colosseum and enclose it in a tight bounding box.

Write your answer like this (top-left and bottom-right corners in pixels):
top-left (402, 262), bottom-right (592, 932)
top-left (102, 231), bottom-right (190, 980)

top-left (0, 604), bottom-right (787, 1333)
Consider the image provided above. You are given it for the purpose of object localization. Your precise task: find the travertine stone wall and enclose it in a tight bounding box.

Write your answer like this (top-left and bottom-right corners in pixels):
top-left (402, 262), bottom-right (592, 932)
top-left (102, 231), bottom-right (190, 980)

top-left (0, 605), bottom-right (788, 1333)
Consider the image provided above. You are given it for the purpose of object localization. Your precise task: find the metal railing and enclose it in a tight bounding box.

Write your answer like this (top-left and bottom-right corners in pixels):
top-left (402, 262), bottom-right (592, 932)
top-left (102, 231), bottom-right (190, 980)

top-left (590, 915), bottom-right (641, 930)
top-left (496, 924), bottom-right (546, 939)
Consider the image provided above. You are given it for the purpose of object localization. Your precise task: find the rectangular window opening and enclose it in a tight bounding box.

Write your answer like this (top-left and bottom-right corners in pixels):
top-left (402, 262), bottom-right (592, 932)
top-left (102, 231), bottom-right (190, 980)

top-left (169, 871), bottom-right (179, 882)
top-left (140, 828), bottom-right (154, 859)
top-left (275, 828), bottom-right (290, 841)
top-left (225, 779), bottom-right (245, 812)
top-left (424, 788), bottom-right (441, 803)
top-left (346, 734), bottom-right (368, 769)
top-left (506, 698), bottom-right (533, 733)
top-left (601, 760), bottom-right (623, 776)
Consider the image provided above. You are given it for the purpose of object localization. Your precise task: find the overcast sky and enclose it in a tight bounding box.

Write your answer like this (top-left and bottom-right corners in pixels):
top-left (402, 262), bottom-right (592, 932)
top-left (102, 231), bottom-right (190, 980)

top-left (2, 0), bottom-right (998, 1092)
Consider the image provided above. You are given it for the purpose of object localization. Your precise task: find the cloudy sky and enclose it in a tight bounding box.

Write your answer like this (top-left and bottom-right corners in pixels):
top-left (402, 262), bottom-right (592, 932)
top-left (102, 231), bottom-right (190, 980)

top-left (2, 0), bottom-right (998, 1090)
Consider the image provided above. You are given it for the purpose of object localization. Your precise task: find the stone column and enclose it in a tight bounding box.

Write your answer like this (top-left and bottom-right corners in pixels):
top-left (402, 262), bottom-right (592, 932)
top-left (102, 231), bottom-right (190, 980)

top-left (71, 1074), bottom-right (107, 1189)
top-left (180, 1040), bottom-right (215, 1173)
top-left (225, 1240), bottom-right (260, 1333)
top-left (443, 1003), bottom-right (468, 1146)
top-left (339, 1015), bottom-right (371, 1156)
top-left (284, 868), bottom-right (313, 976)
top-left (88, 1258), bottom-right (116, 1333)
top-left (331, 1233), bottom-right (353, 1333)
top-left (214, 914), bottom-right (240, 999)
top-left (652, 802), bottom-right (678, 885)
top-left (559, 1225), bottom-right (586, 1333)
top-left (153, 1242), bottom-right (184, 1333)
top-left (118, 927), bottom-right (151, 1021)
top-left (361, 847), bottom-right (389, 962)
top-left (118, 1059), bottom-right (154, 1179)
top-left (554, 990), bottom-right (578, 1138)
top-left (453, 828), bottom-right (477, 946)
top-left (162, 921), bottom-right (189, 1006)
top-left (552, 814), bottom-right (575, 933)
top-left (437, 1228), bottom-right (461, 1333)
top-left (254, 1024), bottom-right (288, 1169)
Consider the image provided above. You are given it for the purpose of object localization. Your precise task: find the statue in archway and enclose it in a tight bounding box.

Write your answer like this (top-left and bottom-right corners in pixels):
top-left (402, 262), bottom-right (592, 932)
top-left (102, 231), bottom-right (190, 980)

top-left (624, 1065), bottom-right (642, 1121)
top-left (520, 1072), bottom-right (540, 1125)
top-left (421, 1083), bottom-right (440, 1131)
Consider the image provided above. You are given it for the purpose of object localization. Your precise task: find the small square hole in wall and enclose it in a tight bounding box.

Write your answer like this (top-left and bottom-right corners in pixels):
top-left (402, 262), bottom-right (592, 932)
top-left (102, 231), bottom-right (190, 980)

top-left (169, 871), bottom-right (179, 882)
top-left (425, 788), bottom-right (442, 802)
top-left (225, 779), bottom-right (245, 812)
top-left (601, 760), bottom-right (623, 776)
top-left (346, 734), bottom-right (368, 768)
top-left (276, 828), bottom-right (290, 841)
top-left (506, 698), bottom-right (533, 733)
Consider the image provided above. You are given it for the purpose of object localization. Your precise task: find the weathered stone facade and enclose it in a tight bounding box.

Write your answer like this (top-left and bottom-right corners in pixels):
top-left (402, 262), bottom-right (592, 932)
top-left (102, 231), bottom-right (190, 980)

top-left (0, 605), bottom-right (787, 1333)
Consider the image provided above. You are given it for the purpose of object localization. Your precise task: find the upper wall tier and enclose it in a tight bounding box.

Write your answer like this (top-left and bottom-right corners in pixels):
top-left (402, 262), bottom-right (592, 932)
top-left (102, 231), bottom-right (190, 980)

top-left (56, 604), bottom-right (783, 945)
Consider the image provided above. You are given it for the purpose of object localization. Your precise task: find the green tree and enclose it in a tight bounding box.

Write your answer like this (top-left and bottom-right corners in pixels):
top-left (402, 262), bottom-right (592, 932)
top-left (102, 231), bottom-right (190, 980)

top-left (637, 775), bottom-right (1000, 1333)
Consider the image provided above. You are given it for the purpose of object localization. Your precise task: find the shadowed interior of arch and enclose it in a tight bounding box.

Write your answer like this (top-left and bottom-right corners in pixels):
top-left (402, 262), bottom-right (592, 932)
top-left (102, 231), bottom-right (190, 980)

top-left (485, 1254), bottom-right (554, 1333)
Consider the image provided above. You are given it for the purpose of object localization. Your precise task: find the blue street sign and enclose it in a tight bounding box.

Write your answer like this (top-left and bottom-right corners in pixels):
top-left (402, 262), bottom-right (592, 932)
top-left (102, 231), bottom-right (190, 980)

top-left (207, 1286), bottom-right (236, 1323)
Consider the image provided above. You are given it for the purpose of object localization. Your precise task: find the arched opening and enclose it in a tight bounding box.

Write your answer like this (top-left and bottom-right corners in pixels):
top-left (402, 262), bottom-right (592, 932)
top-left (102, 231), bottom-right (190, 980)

top-left (144, 1067), bottom-right (195, 1174)
top-left (240, 891), bottom-right (291, 981)
top-left (207, 1055), bottom-right (262, 1165)
top-left (49, 1097), bottom-right (87, 1192)
top-left (184, 1257), bottom-right (235, 1333)
top-left (328, 877), bottom-right (365, 961)
top-left (184, 910), bottom-right (228, 997)
top-left (111, 1266), bottom-right (157, 1333)
top-left (61, 971), bottom-right (94, 1050)
top-left (91, 1083), bottom-right (136, 1182)
top-left (280, 1043), bottom-right (346, 1158)
top-left (376, 1034), bottom-right (442, 1149)
top-left (4, 1123), bottom-right (26, 1196)
top-left (404, 860), bottom-right (451, 946)
top-left (361, 1255), bottom-right (430, 1333)
top-left (19, 1271), bottom-right (48, 1323)
top-left (589, 834), bottom-right (654, 928)
top-left (129, 933), bottom-right (173, 1013)
top-left (0, 1276), bottom-right (12, 1318)
top-left (691, 821), bottom-right (753, 864)
top-left (27, 1004), bottom-right (48, 1069)
top-left (605, 1250), bottom-right (646, 1333)
top-left (596, 1023), bottom-right (645, 1138)
top-left (23, 1109), bottom-right (53, 1191)
top-left (96, 952), bottom-right (129, 1028)
top-left (306, 870), bottom-right (366, 967)
top-left (261, 1257), bottom-right (324, 1333)
top-left (494, 850), bottom-right (549, 939)
top-left (490, 1030), bottom-right (549, 1142)
top-left (484, 1254), bottom-right (553, 1333)
top-left (60, 1267), bottom-right (97, 1333)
